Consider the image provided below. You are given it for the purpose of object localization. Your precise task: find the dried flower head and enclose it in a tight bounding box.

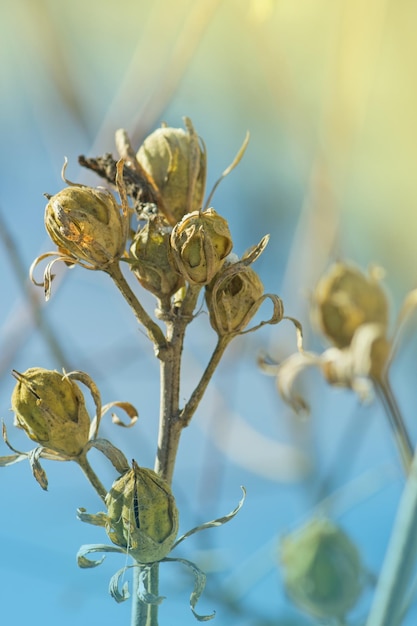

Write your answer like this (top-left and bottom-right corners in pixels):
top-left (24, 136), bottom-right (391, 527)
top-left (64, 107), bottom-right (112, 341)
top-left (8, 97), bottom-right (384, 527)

top-left (280, 518), bottom-right (364, 620)
top-left (44, 183), bottom-right (127, 268)
top-left (170, 208), bottom-right (233, 285)
top-left (105, 461), bottom-right (179, 564)
top-left (206, 236), bottom-right (284, 336)
top-left (136, 118), bottom-right (206, 223)
top-left (11, 368), bottom-right (91, 457)
top-left (206, 263), bottom-right (264, 335)
top-left (129, 215), bottom-right (184, 298)
top-left (314, 262), bottom-right (389, 348)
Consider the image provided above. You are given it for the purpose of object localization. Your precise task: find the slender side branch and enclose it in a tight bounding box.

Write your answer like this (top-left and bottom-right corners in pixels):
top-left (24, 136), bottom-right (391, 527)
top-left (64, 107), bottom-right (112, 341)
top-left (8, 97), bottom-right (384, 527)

top-left (374, 375), bottom-right (413, 475)
top-left (76, 451), bottom-right (107, 502)
top-left (107, 262), bottom-right (167, 353)
top-left (180, 335), bottom-right (231, 426)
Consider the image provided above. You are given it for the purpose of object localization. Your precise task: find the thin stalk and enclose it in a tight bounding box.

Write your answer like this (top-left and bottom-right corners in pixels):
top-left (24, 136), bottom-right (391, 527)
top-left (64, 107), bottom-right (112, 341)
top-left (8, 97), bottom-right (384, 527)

top-left (132, 285), bottom-right (201, 626)
top-left (107, 262), bottom-right (167, 353)
top-left (180, 334), bottom-right (231, 426)
top-left (76, 452), bottom-right (107, 502)
top-left (374, 375), bottom-right (413, 475)
top-left (154, 285), bottom-right (201, 484)
top-left (131, 565), bottom-right (159, 626)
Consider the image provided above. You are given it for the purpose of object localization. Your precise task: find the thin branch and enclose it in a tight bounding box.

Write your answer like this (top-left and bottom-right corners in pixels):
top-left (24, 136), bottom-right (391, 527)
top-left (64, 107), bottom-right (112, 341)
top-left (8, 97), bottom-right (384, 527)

top-left (106, 262), bottom-right (167, 354)
top-left (180, 335), bottom-right (231, 426)
top-left (76, 451), bottom-right (107, 502)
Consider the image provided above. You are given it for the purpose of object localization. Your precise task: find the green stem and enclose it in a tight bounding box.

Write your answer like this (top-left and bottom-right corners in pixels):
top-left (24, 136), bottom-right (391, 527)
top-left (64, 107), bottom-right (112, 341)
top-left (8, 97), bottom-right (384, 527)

top-left (374, 375), bottom-right (413, 475)
top-left (154, 285), bottom-right (201, 484)
top-left (131, 565), bottom-right (159, 626)
top-left (76, 452), bottom-right (107, 502)
top-left (132, 285), bottom-right (201, 626)
top-left (107, 262), bottom-right (167, 353)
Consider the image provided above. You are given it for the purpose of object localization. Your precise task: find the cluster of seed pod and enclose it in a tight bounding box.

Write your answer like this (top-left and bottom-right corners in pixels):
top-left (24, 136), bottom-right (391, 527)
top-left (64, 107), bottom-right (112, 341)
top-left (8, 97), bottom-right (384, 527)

top-left (42, 118), bottom-right (283, 337)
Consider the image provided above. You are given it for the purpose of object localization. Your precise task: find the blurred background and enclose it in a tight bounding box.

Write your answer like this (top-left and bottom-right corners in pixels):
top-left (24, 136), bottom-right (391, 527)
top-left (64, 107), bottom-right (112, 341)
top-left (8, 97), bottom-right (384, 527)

top-left (1, 0), bottom-right (417, 624)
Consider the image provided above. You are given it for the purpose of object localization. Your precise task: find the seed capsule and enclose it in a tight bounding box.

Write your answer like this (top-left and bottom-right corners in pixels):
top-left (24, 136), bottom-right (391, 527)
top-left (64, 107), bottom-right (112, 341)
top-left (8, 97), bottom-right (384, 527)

top-left (44, 185), bottom-right (127, 268)
top-left (129, 216), bottom-right (184, 298)
top-left (137, 119), bottom-right (206, 223)
top-left (206, 262), bottom-right (264, 335)
top-left (170, 208), bottom-right (233, 285)
top-left (280, 518), bottom-right (363, 620)
top-left (11, 368), bottom-right (90, 457)
top-left (314, 262), bottom-right (389, 348)
top-left (105, 461), bottom-right (179, 563)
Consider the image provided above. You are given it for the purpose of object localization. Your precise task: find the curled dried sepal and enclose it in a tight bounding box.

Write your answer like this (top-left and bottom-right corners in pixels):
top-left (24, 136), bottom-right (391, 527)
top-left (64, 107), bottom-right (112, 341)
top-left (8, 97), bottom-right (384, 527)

top-left (99, 400), bottom-right (138, 429)
top-left (170, 208), bottom-right (233, 285)
top-left (263, 322), bottom-right (390, 413)
top-left (280, 517), bottom-right (364, 620)
top-left (313, 262), bottom-right (389, 349)
top-left (44, 159), bottom-right (129, 269)
top-left (84, 439), bottom-right (130, 475)
top-left (203, 131), bottom-right (250, 210)
top-left (77, 487), bottom-right (244, 618)
top-left (173, 486), bottom-right (246, 548)
top-left (77, 543), bottom-right (126, 568)
top-left (163, 557), bottom-right (215, 622)
top-left (137, 118), bottom-right (207, 223)
top-left (1, 422), bottom-right (68, 489)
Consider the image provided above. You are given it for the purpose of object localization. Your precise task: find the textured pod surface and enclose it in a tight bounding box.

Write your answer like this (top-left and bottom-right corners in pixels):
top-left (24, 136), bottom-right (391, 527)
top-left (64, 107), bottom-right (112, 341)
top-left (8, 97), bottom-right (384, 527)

top-left (45, 185), bottom-right (126, 266)
top-left (280, 518), bottom-right (363, 620)
top-left (105, 462), bottom-right (179, 563)
top-left (170, 208), bottom-right (233, 285)
top-left (137, 122), bottom-right (206, 223)
top-left (314, 262), bottom-right (389, 348)
top-left (129, 216), bottom-right (184, 297)
top-left (206, 264), bottom-right (264, 335)
top-left (11, 368), bottom-right (91, 457)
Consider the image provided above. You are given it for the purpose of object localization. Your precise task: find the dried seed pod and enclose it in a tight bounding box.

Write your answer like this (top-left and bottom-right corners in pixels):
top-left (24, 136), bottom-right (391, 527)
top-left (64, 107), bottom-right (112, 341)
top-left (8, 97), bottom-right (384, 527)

top-left (137, 118), bottom-right (206, 223)
top-left (314, 262), bottom-right (389, 348)
top-left (206, 262), bottom-right (264, 335)
top-left (129, 216), bottom-right (184, 298)
top-left (170, 208), bottom-right (233, 285)
top-left (280, 518), bottom-right (363, 620)
top-left (11, 368), bottom-right (91, 457)
top-left (105, 461), bottom-right (179, 563)
top-left (44, 185), bottom-right (127, 268)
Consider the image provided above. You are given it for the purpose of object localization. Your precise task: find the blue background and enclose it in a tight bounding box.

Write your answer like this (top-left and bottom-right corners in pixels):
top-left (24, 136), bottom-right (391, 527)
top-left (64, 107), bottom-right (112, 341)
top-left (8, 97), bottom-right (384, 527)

top-left (1, 1), bottom-right (417, 624)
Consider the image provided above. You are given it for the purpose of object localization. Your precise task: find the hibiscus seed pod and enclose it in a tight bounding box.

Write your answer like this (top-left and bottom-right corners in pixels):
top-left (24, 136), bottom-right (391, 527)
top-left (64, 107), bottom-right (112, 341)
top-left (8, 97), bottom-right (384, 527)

top-left (11, 368), bottom-right (91, 457)
top-left (280, 518), bottom-right (363, 620)
top-left (129, 216), bottom-right (184, 298)
top-left (44, 185), bottom-right (127, 268)
top-left (170, 208), bottom-right (233, 285)
top-left (136, 118), bottom-right (206, 223)
top-left (206, 261), bottom-right (264, 335)
top-left (105, 461), bottom-right (179, 563)
top-left (314, 262), bottom-right (389, 348)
